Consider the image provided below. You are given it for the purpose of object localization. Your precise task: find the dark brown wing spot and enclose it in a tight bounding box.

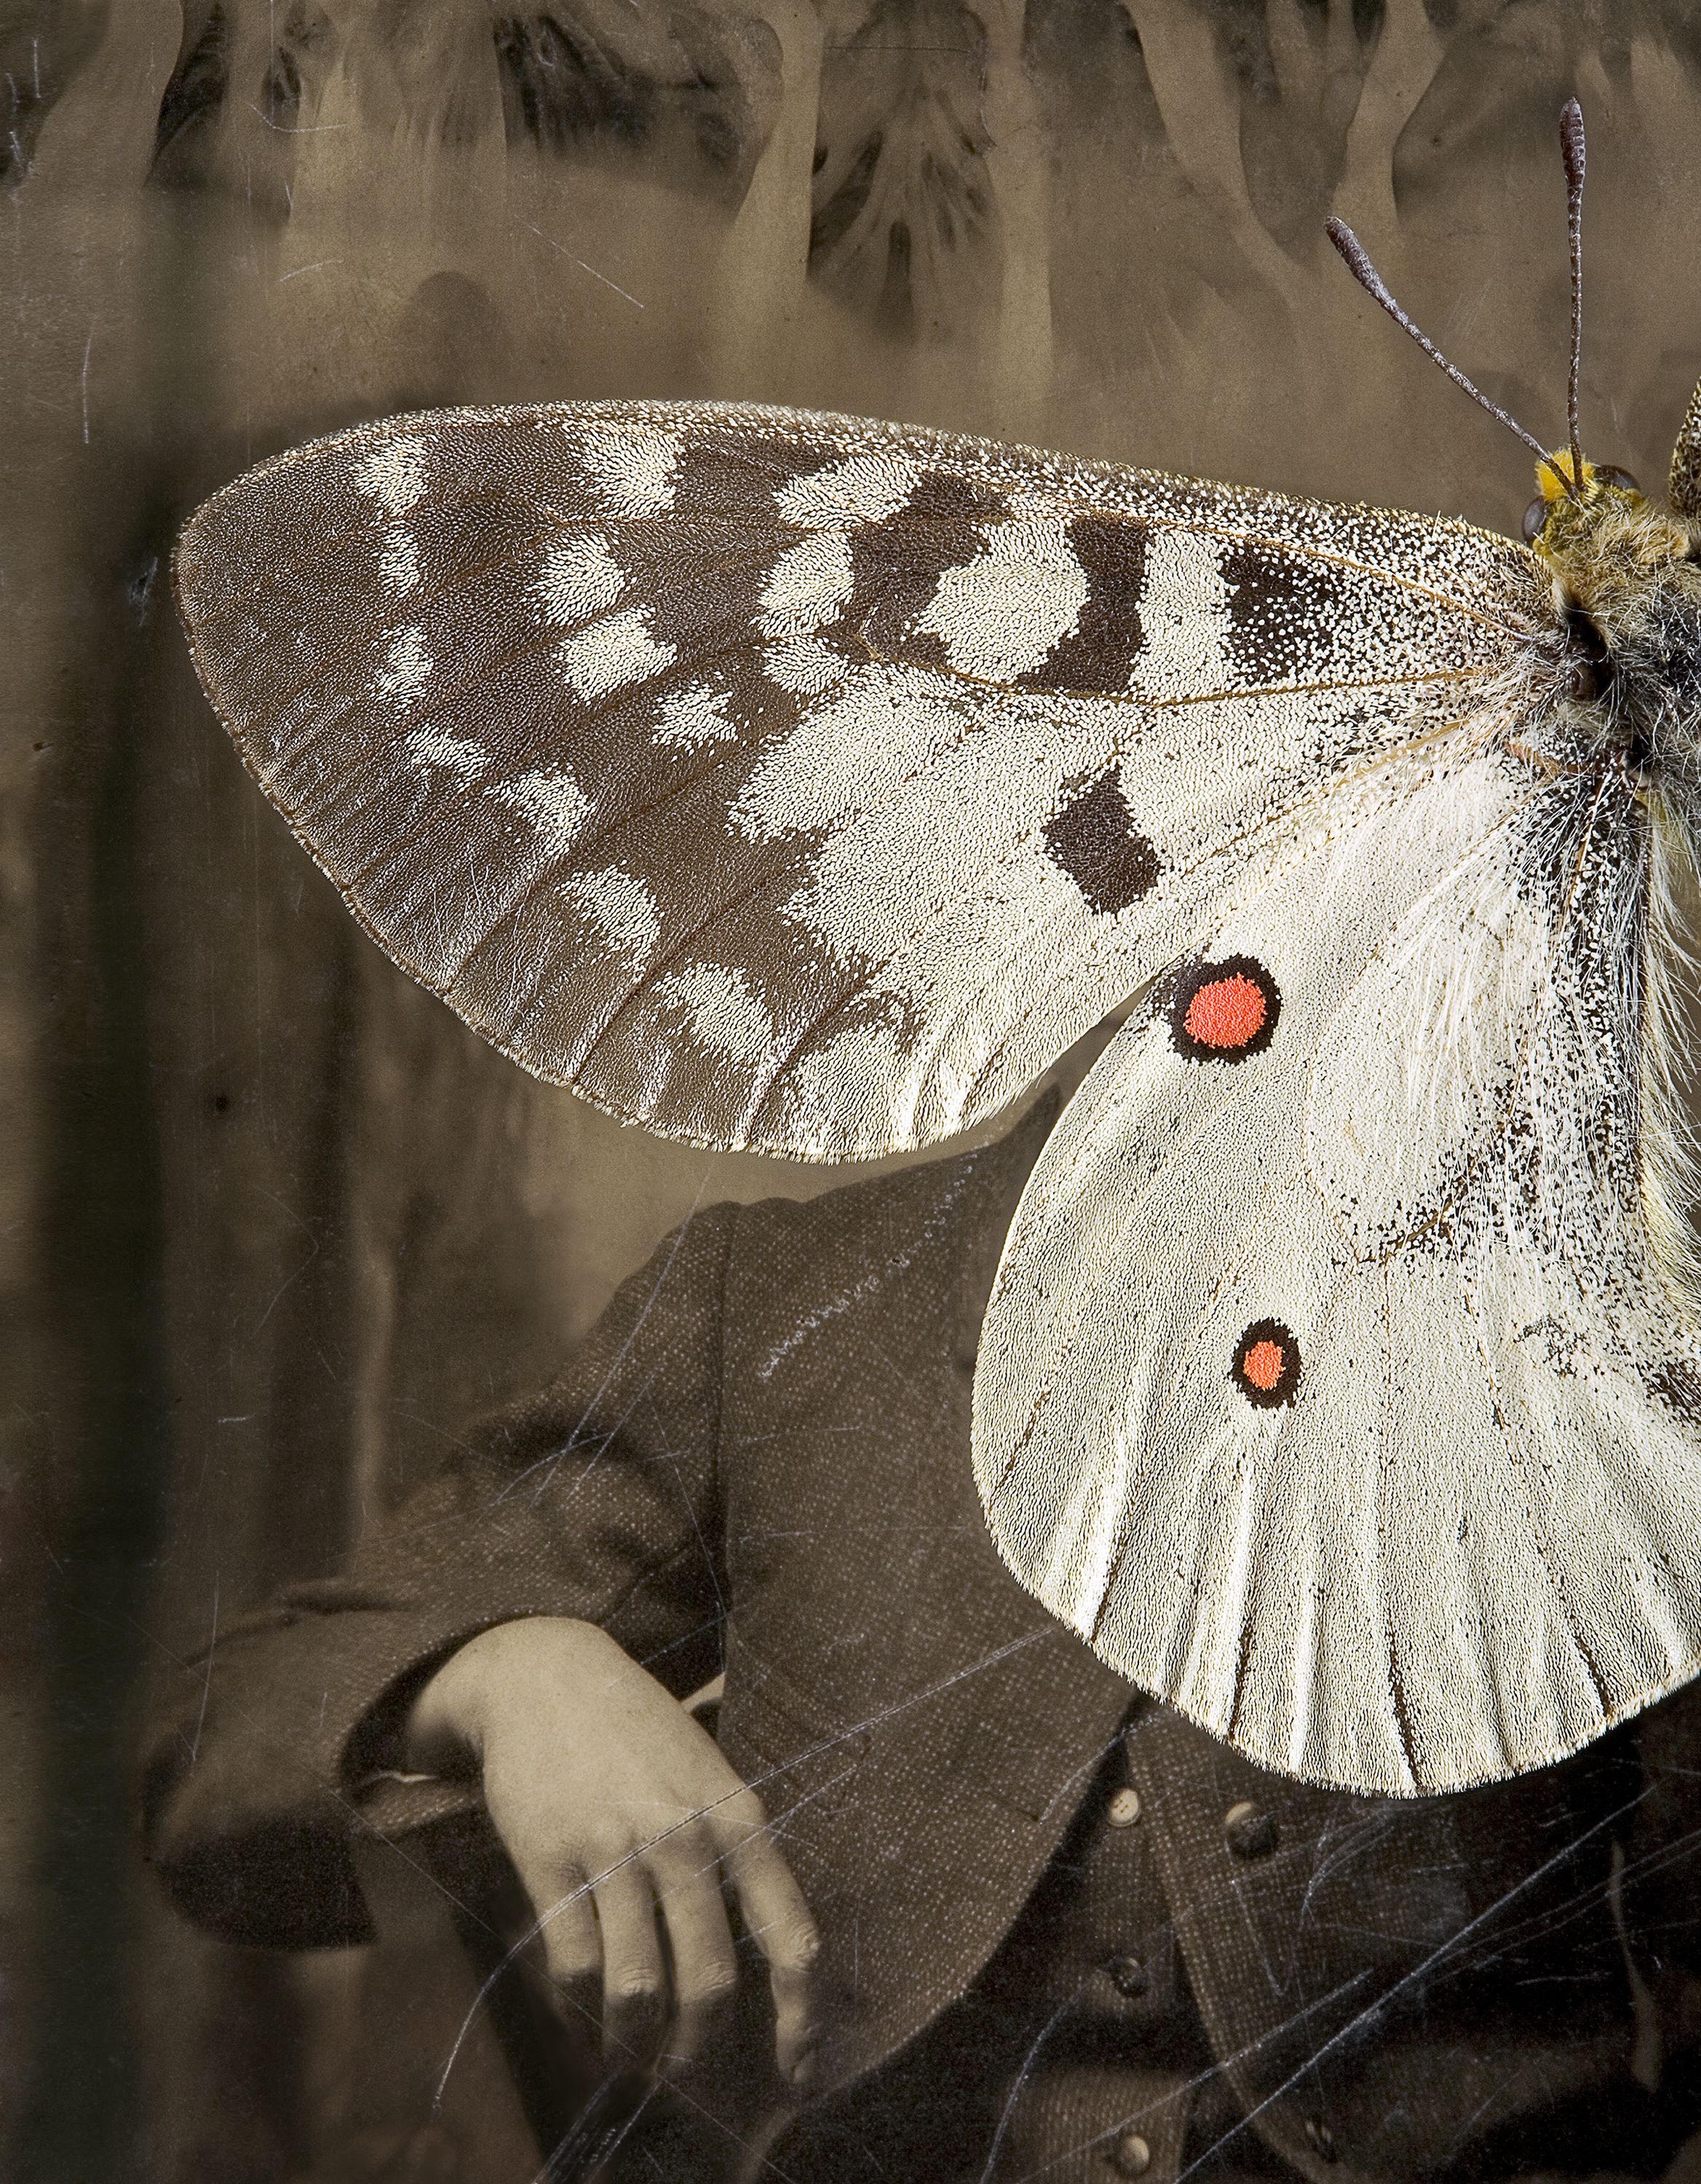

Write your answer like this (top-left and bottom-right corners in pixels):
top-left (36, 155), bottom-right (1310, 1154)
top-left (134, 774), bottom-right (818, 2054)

top-left (1015, 514), bottom-right (1147, 693)
top-left (833, 467), bottom-right (1008, 665)
top-left (1042, 767), bottom-right (1160, 914)
top-left (1652, 1359), bottom-right (1701, 1423)
top-left (669, 429), bottom-right (838, 520)
top-left (1218, 541), bottom-right (1347, 684)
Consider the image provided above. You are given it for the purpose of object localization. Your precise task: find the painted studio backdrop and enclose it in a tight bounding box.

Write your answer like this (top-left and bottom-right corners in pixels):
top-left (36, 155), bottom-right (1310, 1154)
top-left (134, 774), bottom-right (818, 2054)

top-left (8, 1), bottom-right (1701, 2177)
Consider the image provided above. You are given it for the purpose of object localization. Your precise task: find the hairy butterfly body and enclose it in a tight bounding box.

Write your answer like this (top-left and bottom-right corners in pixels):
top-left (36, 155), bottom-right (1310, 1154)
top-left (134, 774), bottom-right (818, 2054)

top-left (175, 135), bottom-right (1701, 1797)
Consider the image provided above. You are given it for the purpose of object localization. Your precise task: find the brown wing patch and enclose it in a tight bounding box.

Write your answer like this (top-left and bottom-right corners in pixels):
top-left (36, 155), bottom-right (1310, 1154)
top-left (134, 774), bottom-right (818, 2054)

top-left (1043, 767), bottom-right (1161, 914)
top-left (1219, 537), bottom-right (1352, 687)
top-left (830, 467), bottom-right (1009, 666)
top-left (1015, 514), bottom-right (1147, 694)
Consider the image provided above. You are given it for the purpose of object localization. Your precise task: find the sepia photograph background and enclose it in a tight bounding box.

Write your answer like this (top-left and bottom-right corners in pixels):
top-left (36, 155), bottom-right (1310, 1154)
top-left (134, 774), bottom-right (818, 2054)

top-left (8, 1), bottom-right (1701, 2177)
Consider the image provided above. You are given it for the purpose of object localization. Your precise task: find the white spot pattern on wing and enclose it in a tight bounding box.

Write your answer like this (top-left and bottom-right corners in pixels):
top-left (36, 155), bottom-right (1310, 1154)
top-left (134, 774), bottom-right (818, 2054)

top-left (775, 451), bottom-right (916, 529)
top-left (653, 680), bottom-right (741, 751)
top-left (653, 962), bottom-right (776, 1059)
top-left (406, 726), bottom-right (485, 782)
top-left (780, 842), bottom-right (1115, 1142)
top-left (564, 864), bottom-right (662, 962)
top-left (767, 684), bottom-right (1120, 960)
top-left (780, 1018), bottom-right (915, 1142)
top-left (758, 533), bottom-right (855, 639)
top-left (574, 423), bottom-right (680, 518)
top-left (377, 625), bottom-right (432, 700)
top-left (919, 518), bottom-right (1089, 683)
top-left (537, 531), bottom-right (625, 626)
top-left (493, 767), bottom-right (592, 858)
top-left (555, 607), bottom-right (675, 703)
top-left (761, 633), bottom-right (849, 698)
top-left (731, 678), bottom-right (971, 846)
top-left (354, 436), bottom-right (429, 518)
top-left (1132, 529), bottom-right (1235, 699)
top-left (379, 529), bottom-right (421, 595)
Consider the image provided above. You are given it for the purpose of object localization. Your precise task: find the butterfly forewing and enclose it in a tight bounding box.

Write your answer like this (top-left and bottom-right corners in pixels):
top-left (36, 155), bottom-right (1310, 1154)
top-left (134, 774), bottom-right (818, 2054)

top-left (176, 400), bottom-right (1531, 1159)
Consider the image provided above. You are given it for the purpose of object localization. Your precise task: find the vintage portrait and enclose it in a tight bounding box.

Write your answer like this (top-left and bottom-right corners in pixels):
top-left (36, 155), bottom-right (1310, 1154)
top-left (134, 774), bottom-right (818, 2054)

top-left (11, 3), bottom-right (1701, 2180)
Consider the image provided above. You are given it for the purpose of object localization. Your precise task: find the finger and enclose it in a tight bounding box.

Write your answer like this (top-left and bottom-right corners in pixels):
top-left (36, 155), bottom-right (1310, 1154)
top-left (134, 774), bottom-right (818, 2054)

top-left (533, 1866), bottom-right (601, 2022)
top-left (647, 1841), bottom-right (740, 2074)
top-left (715, 1793), bottom-right (822, 2083)
top-left (591, 1859), bottom-right (667, 2067)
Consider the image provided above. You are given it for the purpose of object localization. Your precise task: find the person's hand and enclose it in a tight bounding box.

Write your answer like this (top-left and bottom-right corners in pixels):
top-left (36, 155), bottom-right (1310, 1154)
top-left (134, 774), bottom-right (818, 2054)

top-left (405, 1617), bottom-right (820, 2083)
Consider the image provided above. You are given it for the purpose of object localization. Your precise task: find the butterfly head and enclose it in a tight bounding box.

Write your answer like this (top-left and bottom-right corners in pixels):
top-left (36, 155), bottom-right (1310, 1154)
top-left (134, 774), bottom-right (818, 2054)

top-left (1523, 451), bottom-right (1645, 545)
top-left (1523, 450), bottom-right (1696, 598)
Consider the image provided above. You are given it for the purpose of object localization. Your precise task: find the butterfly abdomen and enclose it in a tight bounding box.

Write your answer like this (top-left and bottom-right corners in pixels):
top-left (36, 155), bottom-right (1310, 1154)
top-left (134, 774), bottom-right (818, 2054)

top-left (1511, 478), bottom-right (1701, 1324)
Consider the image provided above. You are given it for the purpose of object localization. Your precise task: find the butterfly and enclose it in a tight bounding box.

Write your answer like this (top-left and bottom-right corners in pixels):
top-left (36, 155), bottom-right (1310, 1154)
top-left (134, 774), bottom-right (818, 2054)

top-left (174, 102), bottom-right (1701, 1800)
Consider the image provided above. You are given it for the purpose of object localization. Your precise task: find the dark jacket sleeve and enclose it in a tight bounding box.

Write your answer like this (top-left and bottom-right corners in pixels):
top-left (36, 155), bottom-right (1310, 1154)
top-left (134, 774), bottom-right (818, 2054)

top-left (1627, 1671), bottom-right (1701, 1982)
top-left (139, 1200), bottom-right (737, 1950)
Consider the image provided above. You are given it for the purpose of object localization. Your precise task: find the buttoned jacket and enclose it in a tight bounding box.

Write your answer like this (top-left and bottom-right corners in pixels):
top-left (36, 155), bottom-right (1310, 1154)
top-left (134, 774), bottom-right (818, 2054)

top-left (143, 1104), bottom-right (1701, 2183)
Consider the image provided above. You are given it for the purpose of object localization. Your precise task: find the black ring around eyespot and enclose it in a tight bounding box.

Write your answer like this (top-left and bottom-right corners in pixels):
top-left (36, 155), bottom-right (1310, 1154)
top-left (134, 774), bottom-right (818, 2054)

top-left (1232, 1318), bottom-right (1302, 1409)
top-left (1167, 954), bottom-right (1282, 1063)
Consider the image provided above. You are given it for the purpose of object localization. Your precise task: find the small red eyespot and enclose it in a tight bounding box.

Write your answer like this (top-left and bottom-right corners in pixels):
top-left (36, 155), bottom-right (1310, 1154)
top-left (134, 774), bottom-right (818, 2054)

top-left (1169, 956), bottom-right (1281, 1062)
top-left (1183, 974), bottom-right (1267, 1051)
top-left (1232, 1318), bottom-right (1301, 1409)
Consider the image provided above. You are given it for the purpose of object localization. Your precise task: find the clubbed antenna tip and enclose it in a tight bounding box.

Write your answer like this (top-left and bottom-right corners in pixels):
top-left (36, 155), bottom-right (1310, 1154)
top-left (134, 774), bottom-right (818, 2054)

top-left (1325, 215), bottom-right (1574, 496)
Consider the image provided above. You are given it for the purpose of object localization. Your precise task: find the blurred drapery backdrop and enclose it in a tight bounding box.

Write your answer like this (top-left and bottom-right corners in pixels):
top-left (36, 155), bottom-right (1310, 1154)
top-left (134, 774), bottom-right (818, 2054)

top-left (7, 1), bottom-right (1701, 2176)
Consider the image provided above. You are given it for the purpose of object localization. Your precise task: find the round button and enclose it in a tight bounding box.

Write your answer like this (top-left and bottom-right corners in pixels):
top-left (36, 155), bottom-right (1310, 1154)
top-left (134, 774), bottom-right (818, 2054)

top-left (1105, 1952), bottom-right (1149, 1998)
top-left (1106, 1786), bottom-right (1143, 1828)
top-left (1224, 1800), bottom-right (1278, 1859)
top-left (1103, 2128), bottom-right (1151, 2176)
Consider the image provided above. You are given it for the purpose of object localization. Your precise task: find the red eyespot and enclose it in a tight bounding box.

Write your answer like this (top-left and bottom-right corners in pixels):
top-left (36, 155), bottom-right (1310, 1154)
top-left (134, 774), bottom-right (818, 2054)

top-left (1184, 974), bottom-right (1266, 1050)
top-left (1232, 1319), bottom-right (1301, 1409)
top-left (1169, 956), bottom-right (1281, 1062)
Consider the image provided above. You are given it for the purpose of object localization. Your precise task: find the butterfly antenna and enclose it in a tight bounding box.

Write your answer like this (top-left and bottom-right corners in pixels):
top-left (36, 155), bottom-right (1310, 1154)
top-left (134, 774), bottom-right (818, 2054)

top-left (1561, 95), bottom-right (1586, 493)
top-left (1325, 216), bottom-right (1579, 499)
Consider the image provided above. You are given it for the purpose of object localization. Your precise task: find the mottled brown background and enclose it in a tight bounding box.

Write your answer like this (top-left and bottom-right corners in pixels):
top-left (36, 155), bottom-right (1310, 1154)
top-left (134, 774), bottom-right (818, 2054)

top-left (7, 1), bottom-right (1701, 2177)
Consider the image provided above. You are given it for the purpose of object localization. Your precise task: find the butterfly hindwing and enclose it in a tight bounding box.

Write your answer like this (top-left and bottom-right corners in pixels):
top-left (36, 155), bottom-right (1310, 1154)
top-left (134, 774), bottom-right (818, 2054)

top-left (974, 745), bottom-right (1701, 1795)
top-left (176, 400), bottom-right (1532, 1158)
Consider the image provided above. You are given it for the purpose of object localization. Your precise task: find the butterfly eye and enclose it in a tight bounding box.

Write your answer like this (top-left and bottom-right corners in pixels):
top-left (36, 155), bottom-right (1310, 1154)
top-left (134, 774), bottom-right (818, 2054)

top-left (1522, 496), bottom-right (1550, 543)
top-left (1595, 464), bottom-right (1640, 493)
